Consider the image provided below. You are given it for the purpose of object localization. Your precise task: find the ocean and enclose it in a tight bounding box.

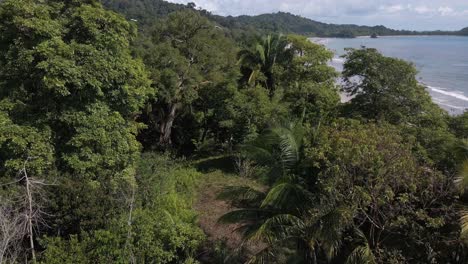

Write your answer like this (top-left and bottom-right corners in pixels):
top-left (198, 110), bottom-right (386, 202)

top-left (316, 36), bottom-right (468, 115)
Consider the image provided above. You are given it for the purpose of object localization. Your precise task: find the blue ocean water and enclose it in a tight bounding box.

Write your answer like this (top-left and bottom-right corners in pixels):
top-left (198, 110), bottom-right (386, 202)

top-left (318, 36), bottom-right (468, 114)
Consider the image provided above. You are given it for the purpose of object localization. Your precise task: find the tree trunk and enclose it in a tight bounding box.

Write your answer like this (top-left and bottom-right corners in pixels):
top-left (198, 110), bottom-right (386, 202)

top-left (125, 185), bottom-right (136, 264)
top-left (24, 169), bottom-right (36, 264)
top-left (159, 104), bottom-right (178, 146)
top-left (266, 71), bottom-right (275, 97)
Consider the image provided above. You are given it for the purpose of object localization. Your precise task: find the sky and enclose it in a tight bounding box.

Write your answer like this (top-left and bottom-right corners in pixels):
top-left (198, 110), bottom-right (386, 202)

top-left (166, 0), bottom-right (468, 31)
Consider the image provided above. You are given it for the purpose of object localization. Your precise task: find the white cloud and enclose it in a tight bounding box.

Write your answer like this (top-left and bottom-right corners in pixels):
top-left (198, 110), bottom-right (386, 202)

top-left (414, 6), bottom-right (431, 14)
top-left (381, 4), bottom-right (405, 13)
top-left (438, 6), bottom-right (455, 16)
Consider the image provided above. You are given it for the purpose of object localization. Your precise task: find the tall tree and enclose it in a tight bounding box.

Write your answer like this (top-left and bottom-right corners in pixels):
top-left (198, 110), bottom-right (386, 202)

top-left (341, 48), bottom-right (460, 172)
top-left (0, 0), bottom-right (152, 233)
top-left (238, 34), bottom-right (290, 95)
top-left (135, 10), bottom-right (237, 147)
top-left (342, 47), bottom-right (436, 124)
top-left (281, 35), bottom-right (339, 123)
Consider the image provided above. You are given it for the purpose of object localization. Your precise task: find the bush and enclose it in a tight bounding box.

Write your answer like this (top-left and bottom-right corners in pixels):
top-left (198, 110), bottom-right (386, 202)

top-left (40, 153), bottom-right (205, 263)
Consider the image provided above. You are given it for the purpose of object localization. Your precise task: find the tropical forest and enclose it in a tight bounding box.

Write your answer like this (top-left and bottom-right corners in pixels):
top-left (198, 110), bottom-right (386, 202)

top-left (0, 0), bottom-right (467, 263)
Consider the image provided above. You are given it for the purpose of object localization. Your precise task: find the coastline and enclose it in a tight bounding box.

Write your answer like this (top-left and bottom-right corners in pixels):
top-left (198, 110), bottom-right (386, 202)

top-left (311, 37), bottom-right (468, 115)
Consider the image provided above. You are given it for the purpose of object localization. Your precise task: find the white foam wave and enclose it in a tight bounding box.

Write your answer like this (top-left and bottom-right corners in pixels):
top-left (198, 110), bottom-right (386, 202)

top-left (453, 64), bottom-right (468, 67)
top-left (437, 102), bottom-right (466, 110)
top-left (427, 86), bottom-right (468, 102)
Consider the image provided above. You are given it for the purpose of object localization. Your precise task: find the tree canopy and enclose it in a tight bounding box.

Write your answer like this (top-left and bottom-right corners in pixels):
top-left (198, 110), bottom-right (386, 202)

top-left (0, 0), bottom-right (467, 263)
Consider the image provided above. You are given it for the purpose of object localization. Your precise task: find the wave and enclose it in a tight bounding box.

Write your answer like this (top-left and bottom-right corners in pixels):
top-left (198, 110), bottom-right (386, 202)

top-left (432, 98), bottom-right (466, 110)
top-left (437, 102), bottom-right (466, 110)
top-left (453, 63), bottom-right (468, 67)
top-left (427, 85), bottom-right (468, 102)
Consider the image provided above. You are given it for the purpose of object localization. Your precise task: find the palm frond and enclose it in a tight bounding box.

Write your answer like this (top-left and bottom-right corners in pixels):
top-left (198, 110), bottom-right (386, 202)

top-left (304, 206), bottom-right (353, 260)
top-left (248, 68), bottom-right (261, 85)
top-left (247, 244), bottom-right (278, 264)
top-left (346, 245), bottom-right (376, 264)
top-left (261, 181), bottom-right (313, 212)
top-left (455, 159), bottom-right (468, 194)
top-left (246, 213), bottom-right (304, 243)
top-left (256, 44), bottom-right (266, 65)
top-left (217, 186), bottom-right (266, 206)
top-left (218, 208), bottom-right (271, 225)
top-left (241, 144), bottom-right (276, 166)
top-left (270, 122), bottom-right (304, 170)
top-left (242, 121), bottom-right (304, 174)
top-left (278, 130), bottom-right (301, 169)
top-left (346, 228), bottom-right (376, 264)
top-left (460, 205), bottom-right (468, 241)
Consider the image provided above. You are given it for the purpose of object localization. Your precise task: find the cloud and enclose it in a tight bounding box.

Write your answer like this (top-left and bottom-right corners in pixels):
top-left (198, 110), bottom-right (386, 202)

top-left (379, 4), bottom-right (462, 16)
top-left (166, 0), bottom-right (468, 30)
top-left (438, 6), bottom-right (455, 16)
top-left (381, 4), bottom-right (406, 13)
top-left (414, 6), bottom-right (431, 14)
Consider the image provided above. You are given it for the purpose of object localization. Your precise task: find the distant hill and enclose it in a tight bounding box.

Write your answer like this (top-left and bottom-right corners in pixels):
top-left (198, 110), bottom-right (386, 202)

top-left (459, 27), bottom-right (468, 36)
top-left (210, 12), bottom-right (421, 37)
top-left (100, 0), bottom-right (467, 38)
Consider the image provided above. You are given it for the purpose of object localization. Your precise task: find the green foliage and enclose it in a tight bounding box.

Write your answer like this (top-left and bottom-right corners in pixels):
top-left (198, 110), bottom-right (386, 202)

top-left (41, 153), bottom-right (205, 263)
top-left (0, 0), bottom-right (152, 238)
top-left (341, 47), bottom-right (460, 172)
top-left (450, 111), bottom-right (468, 138)
top-left (342, 48), bottom-right (434, 124)
top-left (41, 209), bottom-right (203, 264)
top-left (1, 0), bottom-right (467, 262)
top-left (456, 143), bottom-right (468, 243)
top-left (0, 101), bottom-right (54, 177)
top-left (135, 10), bottom-right (238, 147)
top-left (307, 120), bottom-right (463, 263)
top-left (100, 0), bottom-right (190, 29)
top-left (281, 35), bottom-right (339, 123)
top-left (221, 120), bottom-right (465, 263)
top-left (223, 85), bottom-right (288, 145)
top-left (211, 12), bottom-right (464, 38)
top-left (136, 153), bottom-right (200, 216)
top-left (238, 34), bottom-right (290, 93)
top-left (101, 1), bottom-right (466, 38)
top-left (61, 104), bottom-right (141, 181)
top-left (240, 121), bottom-right (305, 182)
top-left (0, 0), bottom-right (151, 174)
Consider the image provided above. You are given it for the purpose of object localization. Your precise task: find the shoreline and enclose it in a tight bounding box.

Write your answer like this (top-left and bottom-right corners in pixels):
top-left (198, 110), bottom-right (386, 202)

top-left (311, 37), bottom-right (468, 116)
top-left (312, 35), bottom-right (468, 40)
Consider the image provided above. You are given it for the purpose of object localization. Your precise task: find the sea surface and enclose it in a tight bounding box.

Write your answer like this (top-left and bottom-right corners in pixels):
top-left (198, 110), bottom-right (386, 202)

top-left (315, 36), bottom-right (468, 115)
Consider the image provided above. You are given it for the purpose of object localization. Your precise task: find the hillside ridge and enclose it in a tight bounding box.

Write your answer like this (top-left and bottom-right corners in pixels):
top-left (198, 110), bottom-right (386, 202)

top-left (101, 0), bottom-right (468, 37)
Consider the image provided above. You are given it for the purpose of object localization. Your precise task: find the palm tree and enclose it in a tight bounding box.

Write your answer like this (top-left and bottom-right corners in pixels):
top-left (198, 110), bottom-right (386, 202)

top-left (456, 143), bottom-right (468, 241)
top-left (240, 121), bottom-right (304, 183)
top-left (238, 35), bottom-right (291, 95)
top-left (219, 122), bottom-right (353, 263)
top-left (345, 229), bottom-right (377, 264)
top-left (219, 180), bottom-right (351, 263)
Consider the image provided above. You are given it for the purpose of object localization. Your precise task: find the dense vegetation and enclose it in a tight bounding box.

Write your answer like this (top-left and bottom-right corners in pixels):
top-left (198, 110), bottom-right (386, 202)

top-left (0, 0), bottom-right (467, 263)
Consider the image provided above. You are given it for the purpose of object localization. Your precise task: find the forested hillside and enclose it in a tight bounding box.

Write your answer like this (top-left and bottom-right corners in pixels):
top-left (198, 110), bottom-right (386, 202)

top-left (100, 0), bottom-right (187, 26)
top-left (101, 0), bottom-right (466, 37)
top-left (210, 12), bottom-right (418, 37)
top-left (0, 0), bottom-right (467, 263)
